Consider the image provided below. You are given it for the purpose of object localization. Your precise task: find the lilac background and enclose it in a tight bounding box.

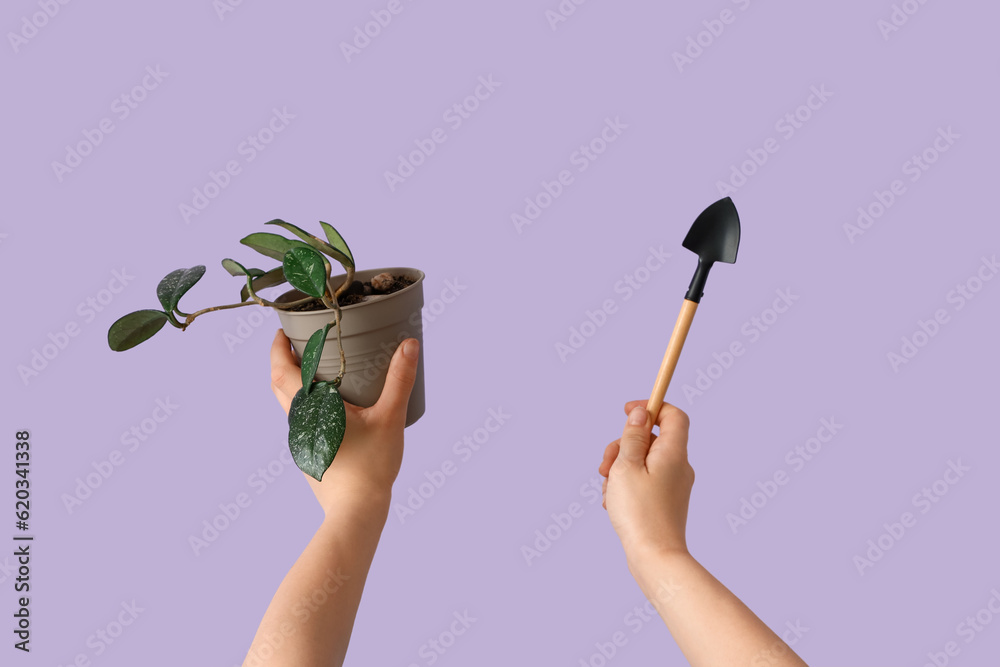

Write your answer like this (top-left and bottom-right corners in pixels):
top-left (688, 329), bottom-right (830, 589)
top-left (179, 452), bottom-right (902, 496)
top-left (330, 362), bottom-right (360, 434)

top-left (3, 1), bottom-right (999, 665)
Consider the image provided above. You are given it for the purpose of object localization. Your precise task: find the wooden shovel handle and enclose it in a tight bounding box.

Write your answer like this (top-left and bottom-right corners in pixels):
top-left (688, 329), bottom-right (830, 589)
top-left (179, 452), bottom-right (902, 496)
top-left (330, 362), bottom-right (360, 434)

top-left (646, 299), bottom-right (699, 425)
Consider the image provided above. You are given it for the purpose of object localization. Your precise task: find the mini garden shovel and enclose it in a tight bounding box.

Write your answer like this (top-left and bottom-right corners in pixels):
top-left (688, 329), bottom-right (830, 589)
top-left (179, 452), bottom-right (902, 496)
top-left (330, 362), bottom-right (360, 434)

top-left (646, 197), bottom-right (741, 425)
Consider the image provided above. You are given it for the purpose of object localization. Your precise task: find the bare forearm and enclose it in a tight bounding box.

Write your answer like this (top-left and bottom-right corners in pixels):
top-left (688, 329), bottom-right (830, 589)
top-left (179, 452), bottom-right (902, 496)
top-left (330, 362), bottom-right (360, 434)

top-left (627, 548), bottom-right (808, 667)
top-left (242, 492), bottom-right (391, 667)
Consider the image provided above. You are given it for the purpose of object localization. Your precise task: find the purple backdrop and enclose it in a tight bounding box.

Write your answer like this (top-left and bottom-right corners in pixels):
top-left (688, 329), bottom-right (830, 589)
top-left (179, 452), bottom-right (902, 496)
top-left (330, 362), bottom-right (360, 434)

top-left (3, 1), bottom-right (999, 665)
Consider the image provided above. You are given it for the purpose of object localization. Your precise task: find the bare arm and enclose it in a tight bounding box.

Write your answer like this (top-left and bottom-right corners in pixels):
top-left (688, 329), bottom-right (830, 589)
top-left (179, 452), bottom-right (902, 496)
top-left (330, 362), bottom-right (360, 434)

top-left (242, 330), bottom-right (419, 667)
top-left (599, 402), bottom-right (807, 667)
top-left (241, 493), bottom-right (390, 667)
top-left (627, 546), bottom-right (806, 666)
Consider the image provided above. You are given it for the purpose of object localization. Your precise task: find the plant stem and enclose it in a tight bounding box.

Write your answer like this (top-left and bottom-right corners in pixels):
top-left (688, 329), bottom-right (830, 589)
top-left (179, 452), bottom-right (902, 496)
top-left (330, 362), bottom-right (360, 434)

top-left (270, 297), bottom-right (318, 309)
top-left (318, 258), bottom-right (350, 386)
top-left (181, 295), bottom-right (320, 331)
top-left (333, 265), bottom-right (355, 299)
top-left (321, 295), bottom-right (346, 385)
top-left (166, 311), bottom-right (184, 328)
top-left (183, 301), bottom-right (258, 330)
top-left (244, 274), bottom-right (315, 310)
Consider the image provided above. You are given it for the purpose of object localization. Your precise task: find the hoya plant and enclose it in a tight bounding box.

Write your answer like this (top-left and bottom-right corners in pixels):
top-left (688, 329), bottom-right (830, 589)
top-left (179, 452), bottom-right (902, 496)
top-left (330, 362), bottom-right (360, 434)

top-left (108, 219), bottom-right (357, 481)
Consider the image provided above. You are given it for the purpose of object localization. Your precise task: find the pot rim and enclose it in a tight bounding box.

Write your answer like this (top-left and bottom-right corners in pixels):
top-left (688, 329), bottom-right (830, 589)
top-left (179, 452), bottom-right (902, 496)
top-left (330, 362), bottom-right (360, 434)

top-left (272, 266), bottom-right (425, 316)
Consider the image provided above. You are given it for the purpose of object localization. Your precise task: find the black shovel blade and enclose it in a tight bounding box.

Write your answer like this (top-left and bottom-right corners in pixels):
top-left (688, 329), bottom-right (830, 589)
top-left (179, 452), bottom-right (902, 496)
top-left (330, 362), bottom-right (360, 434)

top-left (682, 197), bottom-right (741, 265)
top-left (681, 197), bottom-right (741, 303)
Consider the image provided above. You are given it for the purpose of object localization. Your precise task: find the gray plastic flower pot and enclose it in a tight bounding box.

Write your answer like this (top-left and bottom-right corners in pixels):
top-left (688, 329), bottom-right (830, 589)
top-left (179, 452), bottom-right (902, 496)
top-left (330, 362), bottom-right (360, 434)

top-left (273, 267), bottom-right (425, 427)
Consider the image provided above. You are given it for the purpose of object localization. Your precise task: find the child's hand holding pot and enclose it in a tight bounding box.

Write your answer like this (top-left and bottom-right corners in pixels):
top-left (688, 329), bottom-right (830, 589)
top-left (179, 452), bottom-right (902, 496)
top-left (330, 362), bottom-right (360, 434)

top-left (269, 328), bottom-right (420, 516)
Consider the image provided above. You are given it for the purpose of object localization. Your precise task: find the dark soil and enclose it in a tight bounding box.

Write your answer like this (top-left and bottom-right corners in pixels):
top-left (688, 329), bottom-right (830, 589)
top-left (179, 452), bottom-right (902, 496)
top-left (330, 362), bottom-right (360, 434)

top-left (287, 274), bottom-right (416, 312)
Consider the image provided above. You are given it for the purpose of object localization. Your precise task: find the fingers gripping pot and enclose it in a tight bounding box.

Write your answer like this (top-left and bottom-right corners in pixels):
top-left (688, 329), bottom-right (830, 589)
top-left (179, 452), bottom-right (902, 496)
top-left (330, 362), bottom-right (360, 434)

top-left (275, 267), bottom-right (426, 427)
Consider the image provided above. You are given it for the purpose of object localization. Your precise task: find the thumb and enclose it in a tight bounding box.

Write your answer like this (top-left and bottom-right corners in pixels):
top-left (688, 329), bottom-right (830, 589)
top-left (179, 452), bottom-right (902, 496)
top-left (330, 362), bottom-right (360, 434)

top-left (618, 405), bottom-right (653, 467)
top-left (374, 338), bottom-right (419, 419)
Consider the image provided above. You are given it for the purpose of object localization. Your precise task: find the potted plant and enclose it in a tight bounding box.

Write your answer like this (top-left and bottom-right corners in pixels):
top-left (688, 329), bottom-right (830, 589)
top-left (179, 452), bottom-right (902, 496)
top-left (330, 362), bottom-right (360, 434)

top-left (107, 219), bottom-right (425, 481)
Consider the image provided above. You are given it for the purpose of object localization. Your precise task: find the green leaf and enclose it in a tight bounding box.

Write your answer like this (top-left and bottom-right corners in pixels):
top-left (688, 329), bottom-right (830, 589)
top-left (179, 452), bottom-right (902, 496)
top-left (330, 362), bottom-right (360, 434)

top-left (240, 267), bottom-right (287, 302)
top-left (221, 258), bottom-right (265, 278)
top-left (288, 381), bottom-right (347, 481)
top-left (301, 323), bottom-right (333, 392)
top-left (283, 246), bottom-right (328, 299)
top-left (108, 310), bottom-right (170, 351)
top-left (156, 266), bottom-right (205, 313)
top-left (318, 221), bottom-right (354, 267)
top-left (240, 232), bottom-right (313, 262)
top-left (265, 219), bottom-right (353, 269)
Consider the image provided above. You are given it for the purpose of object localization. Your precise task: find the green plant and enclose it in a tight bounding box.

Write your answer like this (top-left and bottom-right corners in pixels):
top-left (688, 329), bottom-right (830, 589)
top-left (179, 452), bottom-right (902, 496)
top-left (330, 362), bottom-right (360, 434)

top-left (107, 219), bottom-right (357, 481)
